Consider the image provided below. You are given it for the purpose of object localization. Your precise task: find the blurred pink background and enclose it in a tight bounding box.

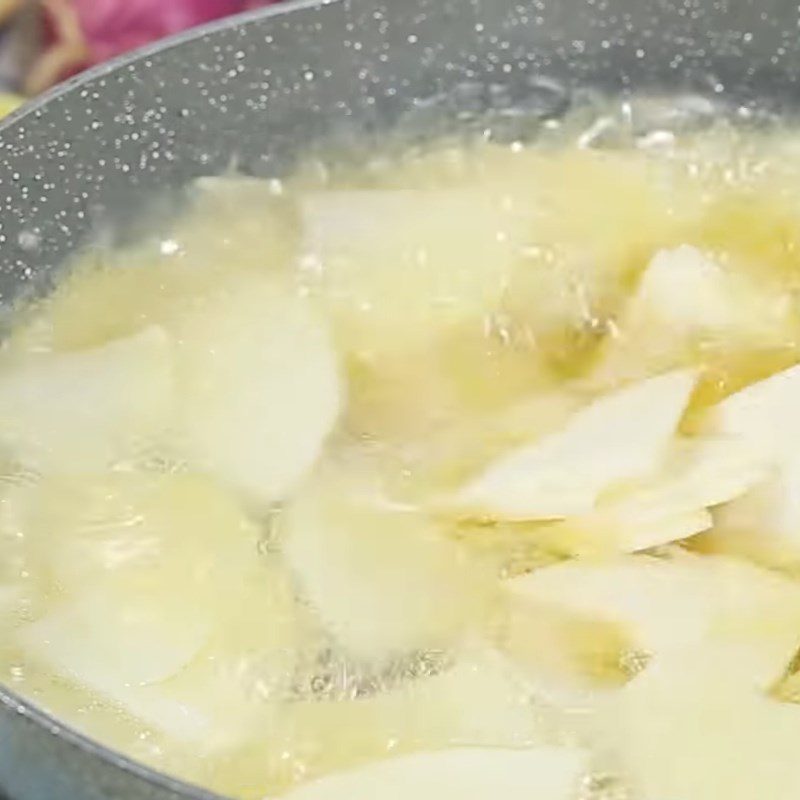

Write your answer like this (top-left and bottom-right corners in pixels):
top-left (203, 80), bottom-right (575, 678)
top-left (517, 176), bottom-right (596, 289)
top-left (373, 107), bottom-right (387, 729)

top-left (0, 0), bottom-right (282, 96)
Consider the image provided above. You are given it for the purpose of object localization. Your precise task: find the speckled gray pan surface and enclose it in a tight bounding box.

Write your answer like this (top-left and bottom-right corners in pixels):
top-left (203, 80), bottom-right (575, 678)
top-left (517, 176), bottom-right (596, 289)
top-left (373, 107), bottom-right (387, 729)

top-left (0, 0), bottom-right (800, 798)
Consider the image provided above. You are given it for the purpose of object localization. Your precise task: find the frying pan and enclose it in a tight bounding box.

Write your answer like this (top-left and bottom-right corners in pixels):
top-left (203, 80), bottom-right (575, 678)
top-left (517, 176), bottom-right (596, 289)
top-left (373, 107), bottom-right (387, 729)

top-left (0, 0), bottom-right (797, 797)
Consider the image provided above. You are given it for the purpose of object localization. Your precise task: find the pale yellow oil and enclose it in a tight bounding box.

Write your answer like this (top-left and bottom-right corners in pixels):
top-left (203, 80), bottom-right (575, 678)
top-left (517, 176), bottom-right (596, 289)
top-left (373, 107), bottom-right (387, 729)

top-left (2, 92), bottom-right (800, 800)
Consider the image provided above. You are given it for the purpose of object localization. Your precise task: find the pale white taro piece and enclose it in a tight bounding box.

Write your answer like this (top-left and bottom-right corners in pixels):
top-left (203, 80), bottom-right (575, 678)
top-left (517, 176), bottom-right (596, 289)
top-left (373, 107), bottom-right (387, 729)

top-left (510, 555), bottom-right (715, 657)
top-left (18, 554), bottom-right (297, 750)
top-left (0, 326), bottom-right (173, 472)
top-left (697, 364), bottom-right (800, 564)
top-left (717, 460), bottom-right (800, 540)
top-left (22, 589), bottom-right (259, 747)
top-left (629, 435), bottom-right (769, 514)
top-left (595, 245), bottom-right (794, 380)
top-left (709, 460), bottom-right (800, 567)
top-left (280, 746), bottom-right (587, 800)
top-left (700, 362), bottom-right (800, 460)
top-left (621, 245), bottom-right (787, 339)
top-left (20, 581), bottom-right (210, 696)
top-left (446, 369), bottom-right (697, 521)
top-left (282, 476), bottom-right (496, 662)
top-left (545, 506), bottom-right (713, 558)
top-left (541, 434), bottom-right (768, 554)
top-left (299, 189), bottom-right (530, 355)
top-left (611, 646), bottom-right (800, 800)
top-left (633, 246), bottom-right (741, 329)
top-left (502, 585), bottom-right (636, 694)
top-left (173, 276), bottom-right (343, 507)
top-left (509, 551), bottom-right (800, 688)
top-left (16, 469), bottom-right (298, 748)
top-left (10, 471), bottom-right (263, 602)
top-left (108, 563), bottom-right (299, 748)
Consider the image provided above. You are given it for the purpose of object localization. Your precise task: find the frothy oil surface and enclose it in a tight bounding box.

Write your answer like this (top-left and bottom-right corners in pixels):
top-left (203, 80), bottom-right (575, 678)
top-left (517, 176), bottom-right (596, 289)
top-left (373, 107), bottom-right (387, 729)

top-left (2, 93), bottom-right (800, 800)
